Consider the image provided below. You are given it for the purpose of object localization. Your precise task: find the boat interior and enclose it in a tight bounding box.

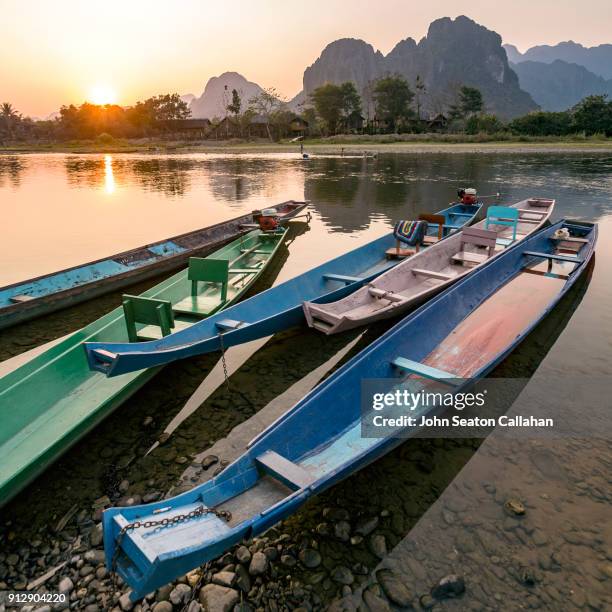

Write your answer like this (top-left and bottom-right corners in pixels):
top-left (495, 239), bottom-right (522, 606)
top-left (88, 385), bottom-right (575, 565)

top-left (305, 198), bottom-right (555, 332)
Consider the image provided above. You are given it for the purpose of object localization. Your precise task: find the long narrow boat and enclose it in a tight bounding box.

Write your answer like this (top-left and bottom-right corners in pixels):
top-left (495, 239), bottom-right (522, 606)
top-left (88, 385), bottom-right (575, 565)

top-left (104, 219), bottom-right (596, 599)
top-left (85, 202), bottom-right (481, 377)
top-left (0, 228), bottom-right (288, 506)
top-left (0, 200), bottom-right (307, 330)
top-left (303, 197), bottom-right (554, 334)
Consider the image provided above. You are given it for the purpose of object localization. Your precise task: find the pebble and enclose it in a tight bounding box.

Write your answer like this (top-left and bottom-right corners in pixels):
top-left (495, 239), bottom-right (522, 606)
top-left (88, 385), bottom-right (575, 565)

top-left (212, 571), bottom-right (237, 588)
top-left (376, 568), bottom-right (413, 607)
top-left (281, 554), bottom-right (297, 567)
top-left (201, 455), bottom-right (219, 470)
top-left (369, 534), bottom-right (387, 558)
top-left (331, 566), bottom-right (354, 585)
top-left (169, 582), bottom-right (192, 605)
top-left (362, 588), bottom-right (391, 612)
top-left (355, 516), bottom-right (379, 537)
top-left (152, 602), bottom-right (173, 612)
top-left (90, 524), bottom-right (103, 547)
top-left (119, 592), bottom-right (134, 611)
top-left (431, 574), bottom-right (465, 599)
top-left (248, 551), bottom-right (268, 576)
top-left (334, 521), bottom-right (351, 542)
top-left (198, 584), bottom-right (239, 612)
top-left (504, 498), bottom-right (526, 516)
top-left (323, 508), bottom-right (350, 521)
top-left (235, 546), bottom-right (251, 564)
top-left (58, 576), bottom-right (74, 593)
top-left (299, 549), bottom-right (321, 569)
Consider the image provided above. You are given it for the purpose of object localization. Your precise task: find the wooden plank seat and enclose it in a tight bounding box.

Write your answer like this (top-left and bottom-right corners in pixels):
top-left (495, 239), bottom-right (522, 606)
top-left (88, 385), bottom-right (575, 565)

top-left (452, 227), bottom-right (497, 267)
top-left (391, 357), bottom-right (460, 385)
top-left (523, 251), bottom-right (580, 263)
top-left (517, 218), bottom-right (541, 224)
top-left (517, 208), bottom-right (547, 215)
top-left (229, 268), bottom-right (260, 274)
top-left (368, 287), bottom-right (405, 302)
top-left (449, 212), bottom-right (475, 217)
top-left (323, 273), bottom-right (362, 284)
top-left (137, 319), bottom-right (193, 341)
top-left (173, 257), bottom-right (229, 318)
top-left (241, 249), bottom-right (270, 254)
top-left (215, 319), bottom-right (247, 331)
top-left (550, 236), bottom-right (588, 243)
top-left (255, 450), bottom-right (314, 490)
top-left (412, 268), bottom-right (454, 280)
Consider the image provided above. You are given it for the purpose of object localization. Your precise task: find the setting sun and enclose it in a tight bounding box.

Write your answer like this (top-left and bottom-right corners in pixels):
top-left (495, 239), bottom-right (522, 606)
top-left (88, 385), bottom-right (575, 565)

top-left (88, 84), bottom-right (118, 105)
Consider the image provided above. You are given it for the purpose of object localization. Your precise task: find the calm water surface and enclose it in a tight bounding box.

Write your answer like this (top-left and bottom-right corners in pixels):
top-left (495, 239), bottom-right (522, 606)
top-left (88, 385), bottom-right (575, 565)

top-left (1, 152), bottom-right (611, 606)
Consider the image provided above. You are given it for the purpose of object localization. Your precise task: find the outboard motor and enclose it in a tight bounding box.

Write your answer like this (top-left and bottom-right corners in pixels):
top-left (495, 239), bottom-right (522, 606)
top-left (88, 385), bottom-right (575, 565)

top-left (457, 187), bottom-right (478, 205)
top-left (257, 208), bottom-right (280, 231)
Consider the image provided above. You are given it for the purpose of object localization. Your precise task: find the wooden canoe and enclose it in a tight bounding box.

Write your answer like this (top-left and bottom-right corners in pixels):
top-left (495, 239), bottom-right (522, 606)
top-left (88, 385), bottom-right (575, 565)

top-left (0, 228), bottom-right (287, 507)
top-left (83, 203), bottom-right (480, 377)
top-left (102, 218), bottom-right (596, 599)
top-left (303, 198), bottom-right (555, 334)
top-left (0, 200), bottom-right (307, 330)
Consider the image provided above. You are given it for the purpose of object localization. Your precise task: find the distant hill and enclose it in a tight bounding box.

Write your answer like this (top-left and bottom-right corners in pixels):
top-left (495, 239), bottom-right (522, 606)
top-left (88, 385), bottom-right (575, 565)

top-left (189, 72), bottom-right (264, 119)
top-left (510, 59), bottom-right (612, 111)
top-left (180, 93), bottom-right (196, 106)
top-left (504, 41), bottom-right (612, 80)
top-left (294, 16), bottom-right (536, 119)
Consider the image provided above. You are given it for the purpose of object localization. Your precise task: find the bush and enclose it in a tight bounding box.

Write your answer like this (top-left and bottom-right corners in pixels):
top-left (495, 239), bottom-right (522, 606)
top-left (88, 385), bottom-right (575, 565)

top-left (465, 114), bottom-right (505, 135)
top-left (509, 111), bottom-right (573, 136)
top-left (95, 132), bottom-right (115, 144)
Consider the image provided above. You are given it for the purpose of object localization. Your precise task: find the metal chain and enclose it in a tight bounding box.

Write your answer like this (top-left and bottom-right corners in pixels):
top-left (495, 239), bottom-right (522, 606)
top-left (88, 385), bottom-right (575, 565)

top-left (218, 331), bottom-right (230, 392)
top-left (110, 506), bottom-right (231, 598)
top-left (179, 560), bottom-right (211, 612)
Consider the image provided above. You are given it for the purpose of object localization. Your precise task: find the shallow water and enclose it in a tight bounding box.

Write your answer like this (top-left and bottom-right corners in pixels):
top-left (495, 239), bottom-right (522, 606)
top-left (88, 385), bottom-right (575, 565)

top-left (0, 152), bottom-right (611, 607)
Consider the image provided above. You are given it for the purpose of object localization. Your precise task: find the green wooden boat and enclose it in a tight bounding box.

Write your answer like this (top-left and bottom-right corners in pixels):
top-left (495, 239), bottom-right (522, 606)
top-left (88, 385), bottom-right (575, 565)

top-left (0, 228), bottom-right (287, 506)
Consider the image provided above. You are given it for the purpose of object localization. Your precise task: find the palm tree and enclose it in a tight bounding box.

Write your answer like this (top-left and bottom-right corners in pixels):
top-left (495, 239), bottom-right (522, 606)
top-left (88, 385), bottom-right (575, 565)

top-left (0, 102), bottom-right (19, 140)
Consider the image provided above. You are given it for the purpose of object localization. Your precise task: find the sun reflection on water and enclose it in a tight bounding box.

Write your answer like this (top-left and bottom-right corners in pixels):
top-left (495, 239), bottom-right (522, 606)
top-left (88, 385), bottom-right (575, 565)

top-left (104, 154), bottom-right (115, 194)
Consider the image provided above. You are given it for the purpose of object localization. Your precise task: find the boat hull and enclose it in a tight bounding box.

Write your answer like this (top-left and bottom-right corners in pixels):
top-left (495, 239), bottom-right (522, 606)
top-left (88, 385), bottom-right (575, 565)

top-left (0, 201), bottom-right (306, 330)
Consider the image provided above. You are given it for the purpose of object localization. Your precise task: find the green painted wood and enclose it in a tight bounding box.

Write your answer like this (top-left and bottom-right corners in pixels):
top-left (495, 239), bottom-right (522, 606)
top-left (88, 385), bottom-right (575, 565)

top-left (123, 295), bottom-right (175, 341)
top-left (0, 228), bottom-right (287, 506)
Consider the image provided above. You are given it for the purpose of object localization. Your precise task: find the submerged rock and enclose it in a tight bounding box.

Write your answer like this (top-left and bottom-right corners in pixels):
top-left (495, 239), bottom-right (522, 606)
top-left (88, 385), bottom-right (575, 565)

top-left (430, 574), bottom-right (465, 599)
top-left (376, 569), bottom-right (414, 607)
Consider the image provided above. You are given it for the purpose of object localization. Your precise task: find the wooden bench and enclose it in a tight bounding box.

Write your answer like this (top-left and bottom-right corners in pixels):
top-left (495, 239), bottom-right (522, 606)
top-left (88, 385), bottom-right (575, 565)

top-left (368, 287), bottom-right (405, 302)
top-left (322, 273), bottom-right (362, 284)
top-left (419, 213), bottom-right (446, 246)
top-left (391, 357), bottom-right (460, 385)
top-left (123, 294), bottom-right (192, 341)
top-left (255, 450), bottom-right (314, 490)
top-left (523, 251), bottom-right (580, 263)
top-left (412, 268), bottom-right (454, 281)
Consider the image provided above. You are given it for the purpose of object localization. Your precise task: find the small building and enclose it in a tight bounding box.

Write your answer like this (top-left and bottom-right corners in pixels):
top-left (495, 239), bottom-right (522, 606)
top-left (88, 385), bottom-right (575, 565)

top-left (155, 118), bottom-right (212, 139)
top-left (289, 116), bottom-right (309, 136)
top-left (427, 114), bottom-right (448, 132)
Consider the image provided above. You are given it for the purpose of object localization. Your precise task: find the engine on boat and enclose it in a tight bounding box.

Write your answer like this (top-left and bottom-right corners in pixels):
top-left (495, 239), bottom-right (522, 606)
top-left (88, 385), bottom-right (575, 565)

top-left (457, 187), bottom-right (478, 204)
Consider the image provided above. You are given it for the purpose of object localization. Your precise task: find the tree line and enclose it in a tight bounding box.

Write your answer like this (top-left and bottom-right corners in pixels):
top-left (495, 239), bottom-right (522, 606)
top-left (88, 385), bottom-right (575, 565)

top-left (2, 78), bottom-right (612, 144)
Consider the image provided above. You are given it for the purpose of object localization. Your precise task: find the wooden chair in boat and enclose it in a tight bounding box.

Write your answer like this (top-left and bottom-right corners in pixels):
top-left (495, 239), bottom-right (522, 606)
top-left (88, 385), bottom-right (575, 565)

top-left (172, 257), bottom-right (230, 318)
top-left (451, 227), bottom-right (498, 267)
top-left (419, 213), bottom-right (446, 246)
top-left (485, 206), bottom-right (519, 247)
top-left (386, 220), bottom-right (428, 259)
top-left (122, 295), bottom-right (191, 342)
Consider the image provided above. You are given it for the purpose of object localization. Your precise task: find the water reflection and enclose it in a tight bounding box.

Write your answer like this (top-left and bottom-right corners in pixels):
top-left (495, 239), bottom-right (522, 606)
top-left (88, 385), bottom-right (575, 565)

top-left (0, 155), bottom-right (24, 188)
top-left (103, 154), bottom-right (115, 194)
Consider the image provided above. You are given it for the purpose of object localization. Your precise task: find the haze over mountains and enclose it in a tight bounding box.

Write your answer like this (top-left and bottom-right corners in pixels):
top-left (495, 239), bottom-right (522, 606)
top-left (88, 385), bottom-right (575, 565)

top-left (187, 17), bottom-right (612, 121)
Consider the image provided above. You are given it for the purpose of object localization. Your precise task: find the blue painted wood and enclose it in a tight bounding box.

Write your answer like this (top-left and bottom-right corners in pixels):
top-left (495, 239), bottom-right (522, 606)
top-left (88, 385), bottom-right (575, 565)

top-left (523, 251), bottom-right (580, 263)
top-left (486, 205), bottom-right (519, 241)
top-left (322, 274), bottom-right (363, 284)
top-left (255, 450), bottom-right (314, 490)
top-left (391, 357), bottom-right (459, 385)
top-left (85, 202), bottom-right (482, 376)
top-left (103, 218), bottom-right (595, 600)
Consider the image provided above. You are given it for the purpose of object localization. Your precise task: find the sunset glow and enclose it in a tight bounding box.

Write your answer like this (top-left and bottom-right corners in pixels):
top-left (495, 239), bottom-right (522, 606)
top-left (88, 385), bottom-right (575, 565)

top-left (89, 85), bottom-right (118, 106)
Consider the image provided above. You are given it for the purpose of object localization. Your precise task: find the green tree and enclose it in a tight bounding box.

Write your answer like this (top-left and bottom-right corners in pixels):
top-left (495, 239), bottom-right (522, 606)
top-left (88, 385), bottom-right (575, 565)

top-left (0, 102), bottom-right (20, 139)
top-left (449, 86), bottom-right (484, 121)
top-left (372, 75), bottom-right (414, 132)
top-left (248, 87), bottom-right (286, 140)
top-left (227, 89), bottom-right (242, 117)
top-left (509, 111), bottom-right (573, 136)
top-left (310, 82), bottom-right (362, 134)
top-left (144, 93), bottom-right (191, 121)
top-left (465, 113), bottom-right (505, 134)
top-left (572, 95), bottom-right (612, 136)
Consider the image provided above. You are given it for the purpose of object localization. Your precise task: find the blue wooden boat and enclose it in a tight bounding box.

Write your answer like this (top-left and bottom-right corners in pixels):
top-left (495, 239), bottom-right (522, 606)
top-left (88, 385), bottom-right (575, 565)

top-left (0, 201), bottom-right (308, 330)
top-left (85, 202), bottom-right (481, 376)
top-left (103, 219), bottom-right (596, 599)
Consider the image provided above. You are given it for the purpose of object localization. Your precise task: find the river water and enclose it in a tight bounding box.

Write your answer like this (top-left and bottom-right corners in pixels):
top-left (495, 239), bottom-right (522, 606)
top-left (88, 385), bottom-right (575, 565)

top-left (0, 152), bottom-right (611, 609)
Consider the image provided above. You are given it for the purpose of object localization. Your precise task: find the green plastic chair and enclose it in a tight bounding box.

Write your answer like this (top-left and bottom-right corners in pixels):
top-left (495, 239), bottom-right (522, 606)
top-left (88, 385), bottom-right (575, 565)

top-left (486, 206), bottom-right (519, 245)
top-left (123, 295), bottom-right (175, 342)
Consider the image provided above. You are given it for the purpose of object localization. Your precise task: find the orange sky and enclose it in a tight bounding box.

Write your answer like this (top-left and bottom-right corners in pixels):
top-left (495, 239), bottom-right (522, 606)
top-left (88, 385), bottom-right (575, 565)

top-left (2, 0), bottom-right (611, 118)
